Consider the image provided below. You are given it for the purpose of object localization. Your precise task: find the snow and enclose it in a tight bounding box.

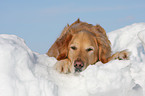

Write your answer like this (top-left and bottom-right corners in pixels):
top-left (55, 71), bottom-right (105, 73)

top-left (0, 23), bottom-right (145, 96)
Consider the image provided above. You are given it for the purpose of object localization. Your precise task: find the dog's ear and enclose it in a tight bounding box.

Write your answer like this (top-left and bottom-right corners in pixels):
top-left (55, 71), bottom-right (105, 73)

top-left (95, 24), bottom-right (108, 36)
top-left (94, 25), bottom-right (111, 63)
top-left (56, 33), bottom-right (73, 60)
top-left (97, 37), bottom-right (111, 63)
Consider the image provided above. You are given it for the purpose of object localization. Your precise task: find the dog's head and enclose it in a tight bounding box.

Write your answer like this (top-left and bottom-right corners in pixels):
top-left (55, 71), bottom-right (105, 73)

top-left (56, 19), bottom-right (111, 73)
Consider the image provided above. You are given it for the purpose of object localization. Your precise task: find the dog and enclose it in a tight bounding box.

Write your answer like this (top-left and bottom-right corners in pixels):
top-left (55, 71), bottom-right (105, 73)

top-left (47, 19), bottom-right (129, 73)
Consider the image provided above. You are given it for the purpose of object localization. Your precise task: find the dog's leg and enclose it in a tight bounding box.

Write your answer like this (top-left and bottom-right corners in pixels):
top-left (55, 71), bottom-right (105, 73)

top-left (55, 59), bottom-right (73, 74)
top-left (109, 50), bottom-right (130, 61)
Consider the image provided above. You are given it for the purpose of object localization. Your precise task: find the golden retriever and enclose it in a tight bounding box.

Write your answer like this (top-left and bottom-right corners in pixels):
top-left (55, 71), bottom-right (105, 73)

top-left (47, 19), bottom-right (129, 73)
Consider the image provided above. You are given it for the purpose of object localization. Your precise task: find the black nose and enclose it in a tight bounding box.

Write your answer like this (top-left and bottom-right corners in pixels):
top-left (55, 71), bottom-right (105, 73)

top-left (74, 59), bottom-right (84, 72)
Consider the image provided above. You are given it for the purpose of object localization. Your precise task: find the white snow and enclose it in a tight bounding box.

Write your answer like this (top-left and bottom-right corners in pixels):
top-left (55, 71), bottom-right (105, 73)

top-left (0, 23), bottom-right (145, 96)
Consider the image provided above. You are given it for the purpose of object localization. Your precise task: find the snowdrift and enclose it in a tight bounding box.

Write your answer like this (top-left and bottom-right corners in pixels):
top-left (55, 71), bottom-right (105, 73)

top-left (0, 23), bottom-right (145, 96)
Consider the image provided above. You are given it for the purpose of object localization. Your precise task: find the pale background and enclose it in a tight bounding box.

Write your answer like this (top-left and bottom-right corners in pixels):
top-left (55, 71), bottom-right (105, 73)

top-left (0, 0), bottom-right (145, 54)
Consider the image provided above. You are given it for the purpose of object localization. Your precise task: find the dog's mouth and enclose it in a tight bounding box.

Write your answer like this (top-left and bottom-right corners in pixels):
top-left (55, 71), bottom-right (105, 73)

top-left (74, 59), bottom-right (84, 73)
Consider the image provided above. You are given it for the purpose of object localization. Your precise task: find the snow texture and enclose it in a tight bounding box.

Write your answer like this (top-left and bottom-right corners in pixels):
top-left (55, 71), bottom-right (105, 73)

top-left (0, 23), bottom-right (145, 96)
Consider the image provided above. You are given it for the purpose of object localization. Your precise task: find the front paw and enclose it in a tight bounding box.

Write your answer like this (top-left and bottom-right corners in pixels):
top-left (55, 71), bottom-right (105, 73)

top-left (55, 60), bottom-right (72, 74)
top-left (117, 50), bottom-right (130, 60)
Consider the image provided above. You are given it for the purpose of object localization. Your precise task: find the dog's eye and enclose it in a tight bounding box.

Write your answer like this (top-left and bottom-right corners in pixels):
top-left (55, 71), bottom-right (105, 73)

top-left (71, 46), bottom-right (77, 50)
top-left (86, 48), bottom-right (93, 52)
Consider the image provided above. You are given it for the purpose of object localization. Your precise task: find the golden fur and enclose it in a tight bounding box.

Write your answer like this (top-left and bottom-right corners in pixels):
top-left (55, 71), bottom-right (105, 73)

top-left (47, 19), bottom-right (129, 73)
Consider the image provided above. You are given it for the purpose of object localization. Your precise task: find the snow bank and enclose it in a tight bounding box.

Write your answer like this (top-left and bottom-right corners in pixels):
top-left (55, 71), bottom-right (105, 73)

top-left (0, 23), bottom-right (145, 96)
top-left (0, 35), bottom-right (56, 96)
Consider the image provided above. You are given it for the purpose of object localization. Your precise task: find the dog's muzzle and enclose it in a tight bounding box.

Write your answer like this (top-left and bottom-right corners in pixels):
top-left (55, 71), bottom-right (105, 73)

top-left (74, 59), bottom-right (84, 72)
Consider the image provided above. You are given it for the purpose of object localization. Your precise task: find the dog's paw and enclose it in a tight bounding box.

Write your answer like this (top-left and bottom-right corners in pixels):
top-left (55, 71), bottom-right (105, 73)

top-left (55, 59), bottom-right (71, 74)
top-left (116, 50), bottom-right (130, 60)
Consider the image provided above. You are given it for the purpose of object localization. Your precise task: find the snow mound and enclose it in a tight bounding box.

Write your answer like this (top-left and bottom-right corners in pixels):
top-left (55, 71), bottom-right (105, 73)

top-left (0, 23), bottom-right (145, 96)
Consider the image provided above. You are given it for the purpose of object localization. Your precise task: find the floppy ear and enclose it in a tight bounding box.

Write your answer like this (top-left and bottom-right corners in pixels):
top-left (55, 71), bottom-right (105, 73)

top-left (95, 24), bottom-right (106, 35)
top-left (97, 37), bottom-right (111, 63)
top-left (94, 25), bottom-right (112, 63)
top-left (56, 33), bottom-right (73, 60)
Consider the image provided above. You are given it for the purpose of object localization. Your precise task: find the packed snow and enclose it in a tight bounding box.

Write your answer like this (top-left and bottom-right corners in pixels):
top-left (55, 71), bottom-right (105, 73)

top-left (0, 23), bottom-right (145, 96)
